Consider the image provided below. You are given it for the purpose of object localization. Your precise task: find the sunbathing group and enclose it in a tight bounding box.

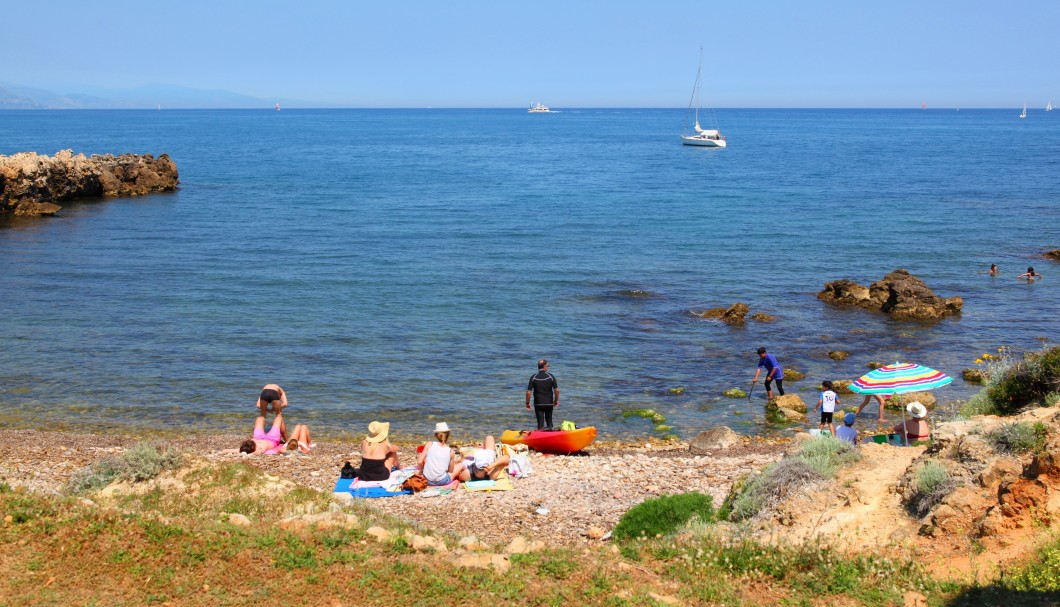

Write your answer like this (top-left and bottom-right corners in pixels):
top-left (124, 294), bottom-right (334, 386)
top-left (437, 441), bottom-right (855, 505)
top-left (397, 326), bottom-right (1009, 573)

top-left (229, 385), bottom-right (509, 486)
top-left (356, 420), bottom-right (510, 486)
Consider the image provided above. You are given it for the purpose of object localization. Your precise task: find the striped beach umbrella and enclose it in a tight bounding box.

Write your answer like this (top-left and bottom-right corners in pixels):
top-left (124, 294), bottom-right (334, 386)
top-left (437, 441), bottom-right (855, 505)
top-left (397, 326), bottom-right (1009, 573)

top-left (848, 362), bottom-right (952, 446)
top-left (848, 362), bottom-right (953, 395)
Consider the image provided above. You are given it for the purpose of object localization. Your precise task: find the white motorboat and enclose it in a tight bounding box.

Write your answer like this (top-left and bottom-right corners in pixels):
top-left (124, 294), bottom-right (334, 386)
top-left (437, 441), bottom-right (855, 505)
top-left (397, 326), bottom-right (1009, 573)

top-left (528, 102), bottom-right (552, 113)
top-left (681, 49), bottom-right (726, 148)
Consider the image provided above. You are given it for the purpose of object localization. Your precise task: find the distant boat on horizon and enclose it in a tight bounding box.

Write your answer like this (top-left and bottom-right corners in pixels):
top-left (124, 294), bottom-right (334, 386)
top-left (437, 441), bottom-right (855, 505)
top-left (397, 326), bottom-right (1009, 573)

top-left (528, 102), bottom-right (553, 113)
top-left (1020, 102), bottom-right (1027, 119)
top-left (275, 103), bottom-right (281, 111)
top-left (1048, 101), bottom-right (1053, 112)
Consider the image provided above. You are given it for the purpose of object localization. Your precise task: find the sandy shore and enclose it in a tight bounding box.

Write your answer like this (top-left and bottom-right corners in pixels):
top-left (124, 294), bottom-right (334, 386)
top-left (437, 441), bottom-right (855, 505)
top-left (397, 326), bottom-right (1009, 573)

top-left (0, 428), bottom-right (783, 546)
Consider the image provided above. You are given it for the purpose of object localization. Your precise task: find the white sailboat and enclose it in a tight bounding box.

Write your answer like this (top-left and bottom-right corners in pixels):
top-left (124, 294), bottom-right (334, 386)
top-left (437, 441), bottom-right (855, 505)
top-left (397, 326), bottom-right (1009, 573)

top-left (1047, 101), bottom-right (1053, 112)
top-left (1020, 102), bottom-right (1027, 119)
top-left (680, 49), bottom-right (726, 148)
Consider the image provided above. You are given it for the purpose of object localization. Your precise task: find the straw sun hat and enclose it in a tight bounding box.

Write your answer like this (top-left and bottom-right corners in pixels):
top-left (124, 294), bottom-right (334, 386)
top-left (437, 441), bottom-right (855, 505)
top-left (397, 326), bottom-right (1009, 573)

top-left (366, 421), bottom-right (390, 443)
top-left (906, 402), bottom-right (928, 419)
top-left (434, 422), bottom-right (451, 433)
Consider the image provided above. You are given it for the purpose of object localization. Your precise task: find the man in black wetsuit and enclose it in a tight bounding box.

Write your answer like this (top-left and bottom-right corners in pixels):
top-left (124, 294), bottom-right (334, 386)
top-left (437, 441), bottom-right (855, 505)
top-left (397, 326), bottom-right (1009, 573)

top-left (525, 359), bottom-right (560, 430)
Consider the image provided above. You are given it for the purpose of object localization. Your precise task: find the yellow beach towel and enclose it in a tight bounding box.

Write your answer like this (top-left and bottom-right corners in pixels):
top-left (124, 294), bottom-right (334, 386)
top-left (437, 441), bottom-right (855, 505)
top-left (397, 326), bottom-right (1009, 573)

top-left (463, 477), bottom-right (514, 492)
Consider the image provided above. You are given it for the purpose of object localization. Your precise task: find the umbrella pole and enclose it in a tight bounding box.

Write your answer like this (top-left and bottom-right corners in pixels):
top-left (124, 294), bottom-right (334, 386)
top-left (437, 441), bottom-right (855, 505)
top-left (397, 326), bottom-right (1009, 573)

top-left (898, 393), bottom-right (908, 446)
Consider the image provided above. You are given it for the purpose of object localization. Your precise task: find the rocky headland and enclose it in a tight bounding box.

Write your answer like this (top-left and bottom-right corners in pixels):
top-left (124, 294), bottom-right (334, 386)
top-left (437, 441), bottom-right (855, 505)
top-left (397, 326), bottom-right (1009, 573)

top-left (817, 268), bottom-right (963, 320)
top-left (0, 149), bottom-right (178, 216)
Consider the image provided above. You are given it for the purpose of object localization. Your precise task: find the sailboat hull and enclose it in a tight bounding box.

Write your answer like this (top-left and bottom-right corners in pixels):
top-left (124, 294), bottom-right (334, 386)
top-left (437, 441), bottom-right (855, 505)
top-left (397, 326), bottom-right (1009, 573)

top-left (681, 134), bottom-right (727, 147)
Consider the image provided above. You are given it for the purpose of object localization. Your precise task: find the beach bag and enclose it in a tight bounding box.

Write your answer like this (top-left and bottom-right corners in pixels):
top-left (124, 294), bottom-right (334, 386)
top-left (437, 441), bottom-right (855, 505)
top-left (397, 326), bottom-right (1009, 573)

top-left (340, 461), bottom-right (357, 479)
top-left (401, 472), bottom-right (428, 492)
top-left (559, 420), bottom-right (577, 431)
top-left (508, 454), bottom-right (533, 478)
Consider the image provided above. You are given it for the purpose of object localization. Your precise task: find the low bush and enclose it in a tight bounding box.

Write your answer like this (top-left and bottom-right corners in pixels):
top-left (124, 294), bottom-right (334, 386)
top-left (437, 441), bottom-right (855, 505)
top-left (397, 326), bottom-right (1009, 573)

top-left (908, 460), bottom-right (957, 517)
top-left (1005, 533), bottom-right (1060, 592)
top-left (987, 422), bottom-right (1048, 454)
top-left (983, 346), bottom-right (1060, 415)
top-left (798, 434), bottom-right (862, 477)
top-left (613, 492), bottom-right (716, 541)
top-left (66, 442), bottom-right (183, 495)
top-left (725, 435), bottom-right (861, 522)
top-left (728, 458), bottom-right (823, 522)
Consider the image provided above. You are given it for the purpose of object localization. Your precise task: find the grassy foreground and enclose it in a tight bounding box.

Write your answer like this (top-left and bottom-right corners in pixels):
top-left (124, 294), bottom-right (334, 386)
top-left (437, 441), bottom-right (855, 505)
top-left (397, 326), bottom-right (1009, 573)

top-left (2, 460), bottom-right (1060, 607)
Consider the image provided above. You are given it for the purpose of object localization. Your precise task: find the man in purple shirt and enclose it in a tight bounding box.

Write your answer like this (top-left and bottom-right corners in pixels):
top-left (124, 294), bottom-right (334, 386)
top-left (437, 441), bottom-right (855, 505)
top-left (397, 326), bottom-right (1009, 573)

top-left (752, 346), bottom-right (785, 399)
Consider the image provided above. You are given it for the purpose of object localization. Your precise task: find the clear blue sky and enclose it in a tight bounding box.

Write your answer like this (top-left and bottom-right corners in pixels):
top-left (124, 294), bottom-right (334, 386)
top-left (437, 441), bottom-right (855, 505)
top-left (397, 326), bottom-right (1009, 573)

top-left (6, 0), bottom-right (1058, 108)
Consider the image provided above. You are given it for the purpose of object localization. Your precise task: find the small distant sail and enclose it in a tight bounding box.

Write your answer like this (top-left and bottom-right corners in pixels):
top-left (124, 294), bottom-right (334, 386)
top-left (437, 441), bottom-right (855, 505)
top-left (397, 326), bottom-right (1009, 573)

top-left (275, 103), bottom-right (281, 111)
top-left (921, 102), bottom-right (927, 109)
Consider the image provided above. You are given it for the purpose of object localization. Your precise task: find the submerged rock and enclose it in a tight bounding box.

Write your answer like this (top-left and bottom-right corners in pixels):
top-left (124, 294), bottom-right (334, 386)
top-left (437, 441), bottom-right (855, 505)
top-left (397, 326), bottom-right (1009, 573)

top-left (750, 312), bottom-right (776, 322)
top-left (962, 368), bottom-right (986, 384)
top-left (817, 269), bottom-right (962, 320)
top-left (783, 369), bottom-right (806, 381)
top-left (827, 350), bottom-right (850, 361)
top-left (0, 150), bottom-right (179, 216)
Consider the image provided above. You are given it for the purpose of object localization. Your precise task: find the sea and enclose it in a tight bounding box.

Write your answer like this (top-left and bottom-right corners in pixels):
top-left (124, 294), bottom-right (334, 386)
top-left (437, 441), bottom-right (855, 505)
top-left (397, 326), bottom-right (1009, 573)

top-left (1, 108), bottom-right (1059, 441)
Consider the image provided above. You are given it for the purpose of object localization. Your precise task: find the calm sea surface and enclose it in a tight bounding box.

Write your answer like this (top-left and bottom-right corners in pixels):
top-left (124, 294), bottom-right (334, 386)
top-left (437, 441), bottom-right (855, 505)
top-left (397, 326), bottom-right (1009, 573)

top-left (1, 108), bottom-right (1059, 440)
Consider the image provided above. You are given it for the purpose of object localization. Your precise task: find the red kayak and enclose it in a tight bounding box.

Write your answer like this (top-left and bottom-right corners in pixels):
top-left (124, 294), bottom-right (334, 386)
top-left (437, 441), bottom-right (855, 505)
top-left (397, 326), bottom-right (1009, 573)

top-left (500, 427), bottom-right (597, 454)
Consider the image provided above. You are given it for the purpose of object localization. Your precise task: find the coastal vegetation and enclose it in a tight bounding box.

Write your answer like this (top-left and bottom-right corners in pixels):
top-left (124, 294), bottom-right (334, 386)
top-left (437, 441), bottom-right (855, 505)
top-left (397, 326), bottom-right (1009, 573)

top-left (65, 442), bottom-right (182, 494)
top-left (612, 492), bottom-right (717, 541)
top-left (10, 467), bottom-right (1060, 607)
top-left (725, 435), bottom-right (860, 521)
top-left (960, 345), bottom-right (1060, 417)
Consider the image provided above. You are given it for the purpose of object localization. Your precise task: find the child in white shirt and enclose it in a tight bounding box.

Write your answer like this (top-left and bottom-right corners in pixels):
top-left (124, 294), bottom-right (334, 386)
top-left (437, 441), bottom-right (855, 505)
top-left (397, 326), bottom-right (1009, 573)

top-left (815, 380), bottom-right (839, 436)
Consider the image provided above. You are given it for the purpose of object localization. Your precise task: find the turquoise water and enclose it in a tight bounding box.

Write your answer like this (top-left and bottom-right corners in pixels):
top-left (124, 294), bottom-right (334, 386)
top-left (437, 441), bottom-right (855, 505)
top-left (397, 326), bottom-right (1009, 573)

top-left (1, 108), bottom-right (1058, 439)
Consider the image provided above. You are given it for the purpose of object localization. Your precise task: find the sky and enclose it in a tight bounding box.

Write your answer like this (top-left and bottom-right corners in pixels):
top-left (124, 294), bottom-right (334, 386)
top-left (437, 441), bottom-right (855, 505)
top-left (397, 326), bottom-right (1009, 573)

top-left (4, 1), bottom-right (1059, 108)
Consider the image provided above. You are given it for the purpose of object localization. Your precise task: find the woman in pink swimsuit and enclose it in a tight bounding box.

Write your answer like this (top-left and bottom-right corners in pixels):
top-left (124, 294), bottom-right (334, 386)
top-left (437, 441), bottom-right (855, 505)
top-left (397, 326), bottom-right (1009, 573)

top-left (222, 414), bottom-right (313, 455)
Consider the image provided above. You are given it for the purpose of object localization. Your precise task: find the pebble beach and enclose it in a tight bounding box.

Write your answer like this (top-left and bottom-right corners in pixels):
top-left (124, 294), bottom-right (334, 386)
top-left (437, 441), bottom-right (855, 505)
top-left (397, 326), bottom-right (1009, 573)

top-left (0, 428), bottom-right (782, 546)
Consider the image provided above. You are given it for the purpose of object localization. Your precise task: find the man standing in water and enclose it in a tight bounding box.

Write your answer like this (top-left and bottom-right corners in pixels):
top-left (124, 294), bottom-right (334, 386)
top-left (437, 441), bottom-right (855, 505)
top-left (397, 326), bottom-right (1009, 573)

top-left (526, 359), bottom-right (559, 430)
top-left (751, 347), bottom-right (785, 399)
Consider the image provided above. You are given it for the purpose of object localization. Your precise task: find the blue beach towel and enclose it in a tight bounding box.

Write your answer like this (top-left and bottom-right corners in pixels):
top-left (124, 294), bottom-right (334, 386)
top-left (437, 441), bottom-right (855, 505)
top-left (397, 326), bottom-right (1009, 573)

top-left (333, 477), bottom-right (411, 498)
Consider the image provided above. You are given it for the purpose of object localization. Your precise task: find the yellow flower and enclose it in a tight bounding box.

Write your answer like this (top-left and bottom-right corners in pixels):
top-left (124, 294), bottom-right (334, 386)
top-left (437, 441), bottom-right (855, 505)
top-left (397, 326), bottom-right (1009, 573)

top-left (975, 359), bottom-right (984, 364)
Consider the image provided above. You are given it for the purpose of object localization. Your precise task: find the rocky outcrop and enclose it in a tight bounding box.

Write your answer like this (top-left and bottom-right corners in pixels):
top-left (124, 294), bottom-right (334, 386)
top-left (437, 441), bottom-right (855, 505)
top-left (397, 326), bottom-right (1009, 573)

top-left (817, 269), bottom-right (962, 320)
top-left (693, 303), bottom-right (748, 324)
top-left (0, 150), bottom-right (178, 216)
top-left (1043, 249), bottom-right (1060, 261)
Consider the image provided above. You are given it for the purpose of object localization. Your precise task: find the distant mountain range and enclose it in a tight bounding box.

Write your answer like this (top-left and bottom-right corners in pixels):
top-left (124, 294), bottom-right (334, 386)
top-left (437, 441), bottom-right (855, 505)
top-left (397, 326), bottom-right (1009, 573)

top-left (0, 83), bottom-right (287, 109)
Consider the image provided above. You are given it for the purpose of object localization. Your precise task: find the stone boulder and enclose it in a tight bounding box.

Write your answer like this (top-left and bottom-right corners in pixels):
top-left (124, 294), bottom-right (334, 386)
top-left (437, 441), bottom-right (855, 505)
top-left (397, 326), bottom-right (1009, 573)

top-left (772, 394), bottom-right (808, 413)
top-left (689, 426), bottom-right (740, 454)
top-left (721, 303), bottom-right (750, 324)
top-left (817, 269), bottom-right (962, 320)
top-left (1043, 249), bottom-right (1060, 261)
top-left (750, 312), bottom-right (776, 322)
top-left (828, 350), bottom-right (850, 361)
top-left (888, 392), bottom-right (937, 410)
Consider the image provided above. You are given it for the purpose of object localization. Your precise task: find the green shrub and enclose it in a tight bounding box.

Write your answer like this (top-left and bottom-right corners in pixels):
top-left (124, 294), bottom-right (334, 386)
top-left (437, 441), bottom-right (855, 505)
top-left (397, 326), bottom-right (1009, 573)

top-left (958, 392), bottom-right (999, 418)
top-left (987, 422), bottom-right (1048, 454)
top-left (613, 492), bottom-right (716, 541)
top-left (984, 346), bottom-right (1060, 415)
top-left (798, 435), bottom-right (862, 477)
top-left (909, 461), bottom-right (956, 517)
top-left (66, 442), bottom-right (183, 495)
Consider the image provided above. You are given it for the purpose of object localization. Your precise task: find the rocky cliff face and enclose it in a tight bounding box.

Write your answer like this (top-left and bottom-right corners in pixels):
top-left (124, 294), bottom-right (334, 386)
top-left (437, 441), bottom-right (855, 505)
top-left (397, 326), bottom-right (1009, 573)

top-left (817, 268), bottom-right (963, 320)
top-left (0, 150), bottom-right (178, 216)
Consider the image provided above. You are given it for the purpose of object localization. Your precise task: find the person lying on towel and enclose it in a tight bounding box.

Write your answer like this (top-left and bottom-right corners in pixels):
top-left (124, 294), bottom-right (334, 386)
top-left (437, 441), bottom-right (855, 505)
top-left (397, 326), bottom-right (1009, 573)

top-left (463, 435), bottom-right (510, 481)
